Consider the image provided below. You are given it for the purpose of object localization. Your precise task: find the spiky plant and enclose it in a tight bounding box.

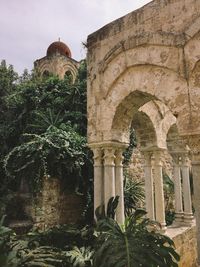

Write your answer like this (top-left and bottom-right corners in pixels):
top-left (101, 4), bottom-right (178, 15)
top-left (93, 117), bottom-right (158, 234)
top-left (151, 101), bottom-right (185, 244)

top-left (124, 172), bottom-right (145, 216)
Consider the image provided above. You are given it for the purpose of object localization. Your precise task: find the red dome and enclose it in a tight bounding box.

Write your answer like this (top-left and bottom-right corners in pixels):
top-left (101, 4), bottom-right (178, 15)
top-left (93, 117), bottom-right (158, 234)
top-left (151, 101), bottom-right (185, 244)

top-left (47, 41), bottom-right (72, 58)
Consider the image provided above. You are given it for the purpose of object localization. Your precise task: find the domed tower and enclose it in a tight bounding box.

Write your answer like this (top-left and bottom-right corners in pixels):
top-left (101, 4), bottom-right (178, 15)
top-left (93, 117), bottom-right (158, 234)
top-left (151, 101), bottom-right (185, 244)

top-left (34, 40), bottom-right (80, 82)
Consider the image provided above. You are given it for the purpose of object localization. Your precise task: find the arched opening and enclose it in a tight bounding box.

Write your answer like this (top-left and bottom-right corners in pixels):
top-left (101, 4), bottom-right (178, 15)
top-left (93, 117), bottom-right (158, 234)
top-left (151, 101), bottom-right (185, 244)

top-left (42, 70), bottom-right (50, 78)
top-left (64, 70), bottom-right (73, 83)
top-left (167, 124), bottom-right (194, 226)
top-left (110, 90), bottom-right (155, 143)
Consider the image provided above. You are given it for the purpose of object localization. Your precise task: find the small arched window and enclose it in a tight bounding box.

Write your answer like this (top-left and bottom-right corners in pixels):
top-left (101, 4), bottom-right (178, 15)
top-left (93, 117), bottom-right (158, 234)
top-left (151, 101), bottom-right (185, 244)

top-left (42, 70), bottom-right (50, 78)
top-left (64, 70), bottom-right (73, 83)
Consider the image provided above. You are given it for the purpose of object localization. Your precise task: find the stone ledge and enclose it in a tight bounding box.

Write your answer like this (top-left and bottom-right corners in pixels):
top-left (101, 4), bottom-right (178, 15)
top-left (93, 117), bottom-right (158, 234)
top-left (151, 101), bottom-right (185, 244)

top-left (166, 222), bottom-right (197, 267)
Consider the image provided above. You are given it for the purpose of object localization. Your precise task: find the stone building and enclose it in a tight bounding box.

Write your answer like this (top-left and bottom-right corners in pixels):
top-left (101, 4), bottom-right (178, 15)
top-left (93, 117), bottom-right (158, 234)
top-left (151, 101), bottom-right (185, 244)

top-left (87, 0), bottom-right (200, 265)
top-left (34, 40), bottom-right (80, 82)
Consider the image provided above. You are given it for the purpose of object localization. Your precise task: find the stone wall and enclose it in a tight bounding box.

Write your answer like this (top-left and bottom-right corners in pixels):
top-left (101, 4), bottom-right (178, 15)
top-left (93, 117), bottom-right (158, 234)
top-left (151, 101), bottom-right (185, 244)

top-left (34, 54), bottom-right (80, 82)
top-left (32, 177), bottom-right (84, 229)
top-left (168, 225), bottom-right (198, 267)
top-left (129, 146), bottom-right (173, 181)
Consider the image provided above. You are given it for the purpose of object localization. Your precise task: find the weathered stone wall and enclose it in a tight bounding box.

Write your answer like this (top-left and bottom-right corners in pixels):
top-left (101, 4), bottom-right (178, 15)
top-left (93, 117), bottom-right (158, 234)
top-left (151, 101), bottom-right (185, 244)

top-left (32, 178), bottom-right (84, 229)
top-left (129, 146), bottom-right (173, 181)
top-left (87, 0), bottom-right (200, 144)
top-left (168, 225), bottom-right (198, 267)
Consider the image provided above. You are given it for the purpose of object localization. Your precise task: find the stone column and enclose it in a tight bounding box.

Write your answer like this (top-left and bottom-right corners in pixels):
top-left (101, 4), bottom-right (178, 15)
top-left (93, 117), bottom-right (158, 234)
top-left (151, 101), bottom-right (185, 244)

top-left (143, 151), bottom-right (155, 220)
top-left (92, 147), bottom-right (104, 216)
top-left (103, 147), bottom-right (116, 210)
top-left (172, 153), bottom-right (183, 224)
top-left (181, 152), bottom-right (194, 225)
top-left (153, 149), bottom-right (166, 231)
top-left (115, 148), bottom-right (125, 224)
top-left (188, 135), bottom-right (200, 265)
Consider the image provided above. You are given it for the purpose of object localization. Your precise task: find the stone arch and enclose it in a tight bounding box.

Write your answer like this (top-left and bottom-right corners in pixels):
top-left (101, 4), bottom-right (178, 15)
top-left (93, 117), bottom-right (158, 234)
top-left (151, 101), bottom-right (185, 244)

top-left (91, 65), bottom-right (189, 144)
top-left (131, 110), bottom-right (157, 149)
top-left (100, 49), bottom-right (184, 99)
top-left (110, 90), bottom-right (155, 143)
top-left (99, 42), bottom-right (183, 76)
top-left (61, 63), bottom-right (78, 82)
top-left (190, 60), bottom-right (200, 87)
top-left (185, 16), bottom-right (200, 42)
top-left (129, 100), bottom-right (177, 182)
top-left (184, 29), bottom-right (200, 77)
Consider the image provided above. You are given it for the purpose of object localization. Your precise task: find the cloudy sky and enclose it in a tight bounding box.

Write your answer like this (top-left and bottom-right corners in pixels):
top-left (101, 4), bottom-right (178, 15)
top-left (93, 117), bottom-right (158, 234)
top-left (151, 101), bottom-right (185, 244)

top-left (0, 0), bottom-right (151, 74)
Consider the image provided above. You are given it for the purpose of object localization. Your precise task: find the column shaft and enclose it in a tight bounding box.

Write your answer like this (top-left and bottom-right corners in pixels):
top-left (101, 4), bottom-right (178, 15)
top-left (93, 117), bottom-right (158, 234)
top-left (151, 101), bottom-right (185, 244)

top-left (192, 159), bottom-right (200, 265)
top-left (182, 154), bottom-right (193, 224)
top-left (115, 149), bottom-right (125, 224)
top-left (153, 150), bottom-right (166, 230)
top-left (172, 154), bottom-right (183, 224)
top-left (93, 148), bottom-right (104, 217)
top-left (104, 148), bottom-right (116, 211)
top-left (143, 152), bottom-right (155, 220)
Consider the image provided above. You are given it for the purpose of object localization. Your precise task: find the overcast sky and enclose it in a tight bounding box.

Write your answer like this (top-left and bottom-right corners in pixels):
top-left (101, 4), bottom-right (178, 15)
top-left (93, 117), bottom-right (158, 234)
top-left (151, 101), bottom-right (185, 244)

top-left (0, 0), bottom-right (151, 74)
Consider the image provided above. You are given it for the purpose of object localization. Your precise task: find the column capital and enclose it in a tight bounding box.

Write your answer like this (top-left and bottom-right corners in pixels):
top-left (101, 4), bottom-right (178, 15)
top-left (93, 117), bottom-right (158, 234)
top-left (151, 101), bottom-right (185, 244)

top-left (185, 135), bottom-right (200, 163)
top-left (152, 148), bottom-right (165, 166)
top-left (103, 147), bottom-right (116, 166)
top-left (115, 149), bottom-right (124, 167)
top-left (92, 147), bottom-right (103, 167)
top-left (171, 152), bottom-right (181, 166)
top-left (181, 152), bottom-right (190, 167)
top-left (142, 151), bottom-right (153, 167)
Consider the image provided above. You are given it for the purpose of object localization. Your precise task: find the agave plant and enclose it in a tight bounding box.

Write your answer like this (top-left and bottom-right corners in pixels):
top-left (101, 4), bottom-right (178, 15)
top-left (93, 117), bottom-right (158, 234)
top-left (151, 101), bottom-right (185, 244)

top-left (93, 204), bottom-right (180, 267)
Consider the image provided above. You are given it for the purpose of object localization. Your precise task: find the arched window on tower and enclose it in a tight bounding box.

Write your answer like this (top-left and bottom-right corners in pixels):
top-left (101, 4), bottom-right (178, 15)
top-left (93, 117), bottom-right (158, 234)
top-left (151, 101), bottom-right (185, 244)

top-left (64, 70), bottom-right (73, 83)
top-left (42, 70), bottom-right (50, 78)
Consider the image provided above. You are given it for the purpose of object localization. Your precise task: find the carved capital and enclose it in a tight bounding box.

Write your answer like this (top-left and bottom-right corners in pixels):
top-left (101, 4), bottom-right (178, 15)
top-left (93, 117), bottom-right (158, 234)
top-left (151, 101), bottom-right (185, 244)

top-left (103, 148), bottom-right (116, 166)
top-left (171, 153), bottom-right (181, 166)
top-left (184, 135), bottom-right (200, 163)
top-left (115, 149), bottom-right (124, 167)
top-left (152, 149), bottom-right (163, 167)
top-left (143, 151), bottom-right (153, 167)
top-left (181, 153), bottom-right (190, 167)
top-left (93, 148), bottom-right (103, 167)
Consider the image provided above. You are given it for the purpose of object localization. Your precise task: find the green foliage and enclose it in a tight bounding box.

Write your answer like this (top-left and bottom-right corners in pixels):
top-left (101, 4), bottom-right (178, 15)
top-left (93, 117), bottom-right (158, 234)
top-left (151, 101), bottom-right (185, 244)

top-left (11, 246), bottom-right (71, 267)
top-left (0, 215), bottom-right (13, 248)
top-left (94, 208), bottom-right (180, 267)
top-left (26, 224), bottom-right (96, 250)
top-left (0, 196), bottom-right (180, 267)
top-left (0, 60), bottom-right (91, 196)
top-left (124, 172), bottom-right (145, 216)
top-left (0, 60), bottom-right (18, 97)
top-left (4, 125), bottom-right (86, 192)
top-left (0, 215), bottom-right (14, 266)
top-left (123, 129), bottom-right (137, 166)
top-left (0, 222), bottom-right (95, 267)
top-left (66, 246), bottom-right (94, 267)
top-left (95, 196), bottom-right (120, 221)
top-left (163, 173), bottom-right (175, 226)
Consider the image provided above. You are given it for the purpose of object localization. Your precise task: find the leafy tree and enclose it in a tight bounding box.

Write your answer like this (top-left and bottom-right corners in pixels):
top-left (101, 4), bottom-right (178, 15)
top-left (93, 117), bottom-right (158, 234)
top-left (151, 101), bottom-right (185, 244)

top-left (0, 60), bottom-right (92, 220)
top-left (4, 125), bottom-right (87, 193)
top-left (0, 60), bottom-right (18, 97)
